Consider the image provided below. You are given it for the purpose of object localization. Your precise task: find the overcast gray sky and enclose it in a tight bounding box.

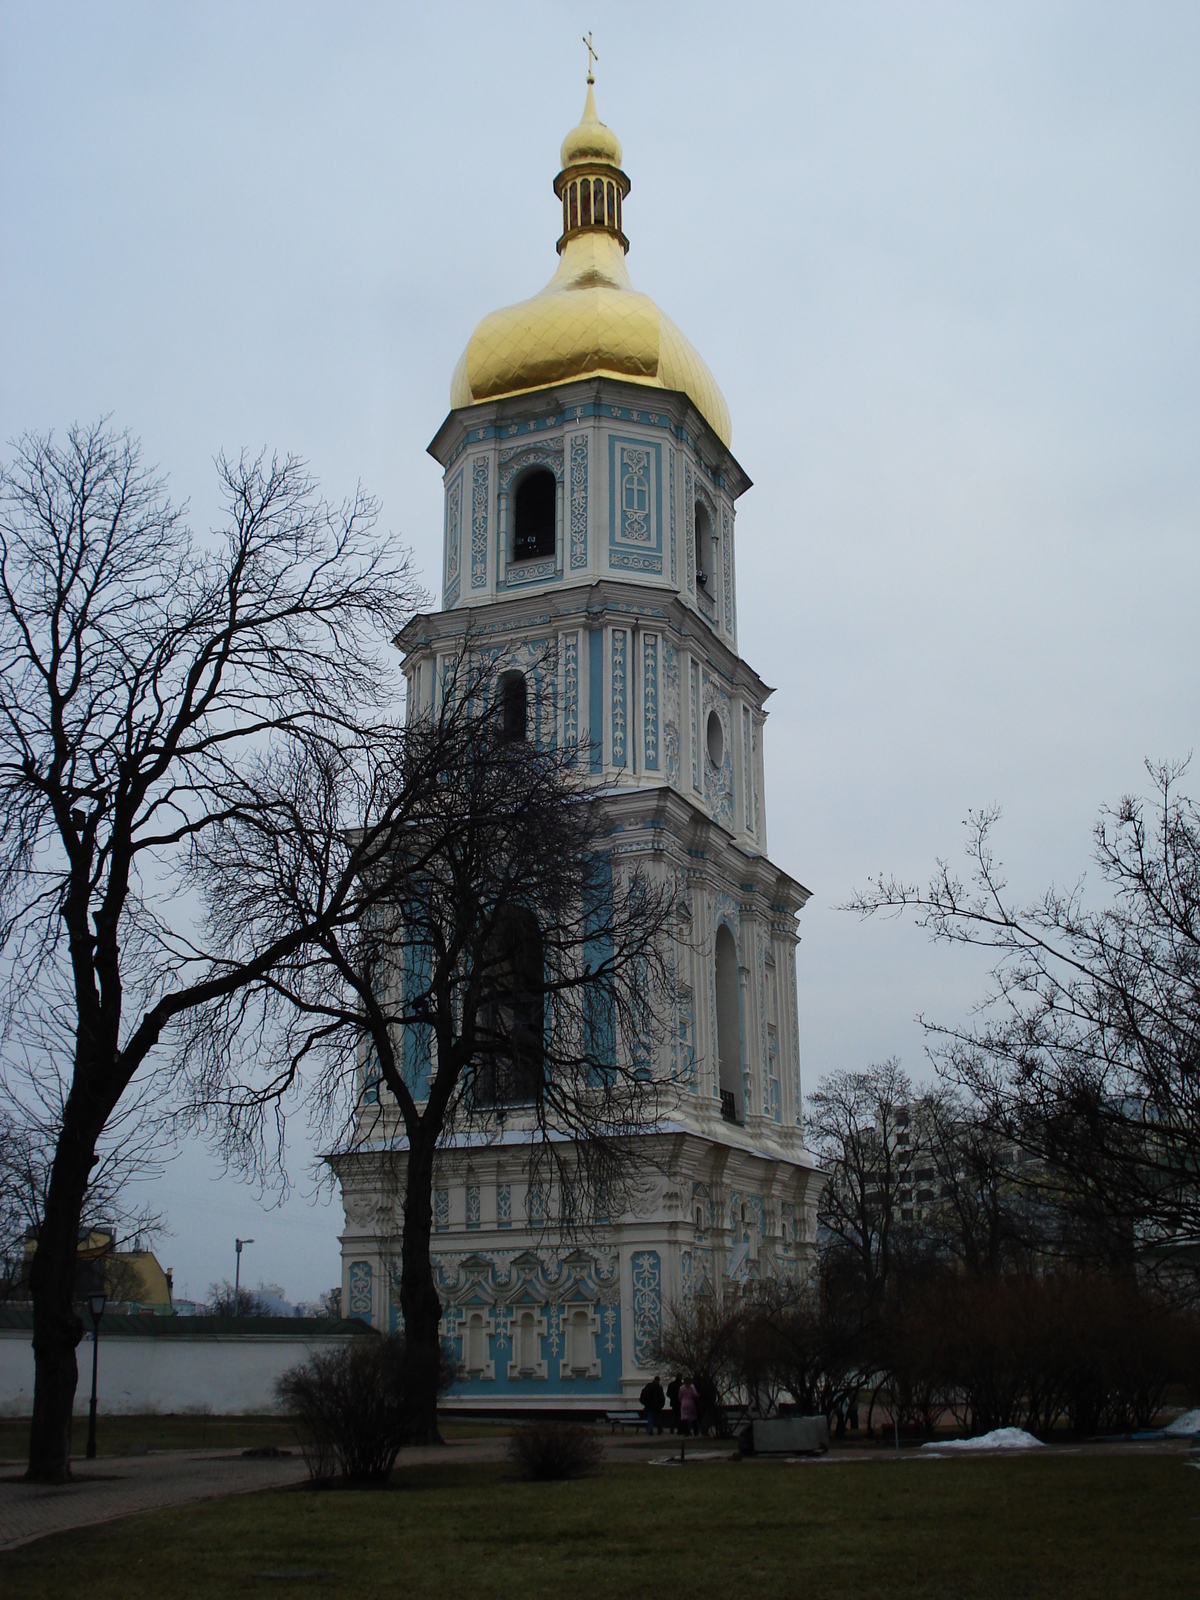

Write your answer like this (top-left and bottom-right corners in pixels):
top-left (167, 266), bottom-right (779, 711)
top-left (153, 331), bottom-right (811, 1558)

top-left (2, 2), bottom-right (1197, 1303)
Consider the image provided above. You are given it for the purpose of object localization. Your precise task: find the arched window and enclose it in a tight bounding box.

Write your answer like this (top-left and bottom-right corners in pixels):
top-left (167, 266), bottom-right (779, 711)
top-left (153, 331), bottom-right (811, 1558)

top-left (467, 1313), bottom-right (488, 1371)
top-left (706, 709), bottom-right (724, 769)
top-left (694, 500), bottom-right (713, 589)
top-left (476, 906), bottom-right (544, 1106)
top-left (518, 1310), bottom-right (539, 1372)
top-left (500, 671), bottom-right (527, 742)
top-left (568, 1308), bottom-right (592, 1370)
top-left (512, 469), bottom-right (556, 563)
top-left (715, 923), bottom-right (743, 1123)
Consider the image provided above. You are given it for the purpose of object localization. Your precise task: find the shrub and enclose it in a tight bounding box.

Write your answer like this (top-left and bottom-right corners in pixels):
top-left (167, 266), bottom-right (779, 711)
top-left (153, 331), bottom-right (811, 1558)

top-left (507, 1419), bottom-right (604, 1481)
top-left (277, 1332), bottom-right (412, 1484)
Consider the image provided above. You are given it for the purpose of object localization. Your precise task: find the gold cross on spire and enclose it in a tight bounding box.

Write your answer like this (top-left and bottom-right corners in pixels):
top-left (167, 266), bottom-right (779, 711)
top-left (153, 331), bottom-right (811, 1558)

top-left (582, 31), bottom-right (599, 85)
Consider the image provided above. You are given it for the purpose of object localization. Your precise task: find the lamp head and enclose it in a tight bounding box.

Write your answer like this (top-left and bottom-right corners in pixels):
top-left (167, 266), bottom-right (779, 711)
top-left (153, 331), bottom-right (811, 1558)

top-left (88, 1291), bottom-right (106, 1323)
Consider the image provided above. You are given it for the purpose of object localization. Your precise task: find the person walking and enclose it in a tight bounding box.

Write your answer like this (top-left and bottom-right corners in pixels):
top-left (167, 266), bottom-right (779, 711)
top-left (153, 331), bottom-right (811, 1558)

top-left (678, 1377), bottom-right (700, 1437)
top-left (640, 1374), bottom-right (666, 1436)
top-left (666, 1373), bottom-right (682, 1434)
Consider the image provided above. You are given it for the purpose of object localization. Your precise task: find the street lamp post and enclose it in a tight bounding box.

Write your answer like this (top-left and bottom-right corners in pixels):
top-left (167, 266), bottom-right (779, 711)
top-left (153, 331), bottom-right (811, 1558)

top-left (85, 1291), bottom-right (106, 1460)
top-left (234, 1238), bottom-right (254, 1307)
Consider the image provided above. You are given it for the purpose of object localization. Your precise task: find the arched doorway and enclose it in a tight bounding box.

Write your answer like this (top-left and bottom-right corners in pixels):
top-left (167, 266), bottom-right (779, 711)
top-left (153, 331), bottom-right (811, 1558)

top-left (715, 923), bottom-right (743, 1123)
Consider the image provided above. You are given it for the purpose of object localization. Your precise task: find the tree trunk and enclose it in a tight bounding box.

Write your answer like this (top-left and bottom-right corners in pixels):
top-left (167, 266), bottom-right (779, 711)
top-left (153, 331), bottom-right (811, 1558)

top-left (26, 1136), bottom-right (92, 1482)
top-left (400, 1135), bottom-right (444, 1446)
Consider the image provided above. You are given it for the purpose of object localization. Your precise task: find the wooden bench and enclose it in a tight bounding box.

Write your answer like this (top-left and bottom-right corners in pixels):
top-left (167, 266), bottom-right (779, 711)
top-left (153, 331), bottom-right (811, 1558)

top-left (605, 1410), bottom-right (646, 1433)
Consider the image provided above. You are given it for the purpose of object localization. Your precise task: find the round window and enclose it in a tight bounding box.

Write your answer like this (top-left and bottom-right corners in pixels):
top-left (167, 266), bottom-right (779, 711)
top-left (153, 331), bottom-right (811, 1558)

top-left (706, 709), bottom-right (724, 768)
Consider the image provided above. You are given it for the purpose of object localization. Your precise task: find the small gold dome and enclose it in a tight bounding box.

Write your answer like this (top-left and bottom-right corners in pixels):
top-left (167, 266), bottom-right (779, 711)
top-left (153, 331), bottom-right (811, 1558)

top-left (560, 83), bottom-right (622, 170)
top-left (449, 83), bottom-right (732, 449)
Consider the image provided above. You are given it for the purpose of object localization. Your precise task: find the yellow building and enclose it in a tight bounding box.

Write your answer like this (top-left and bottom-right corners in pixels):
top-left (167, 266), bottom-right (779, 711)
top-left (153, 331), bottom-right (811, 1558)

top-left (23, 1226), bottom-right (174, 1312)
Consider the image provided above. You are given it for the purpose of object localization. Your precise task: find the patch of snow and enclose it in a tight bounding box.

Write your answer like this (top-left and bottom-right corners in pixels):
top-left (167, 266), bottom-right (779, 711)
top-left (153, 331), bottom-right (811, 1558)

top-left (921, 1428), bottom-right (1044, 1451)
top-left (1164, 1409), bottom-right (1200, 1437)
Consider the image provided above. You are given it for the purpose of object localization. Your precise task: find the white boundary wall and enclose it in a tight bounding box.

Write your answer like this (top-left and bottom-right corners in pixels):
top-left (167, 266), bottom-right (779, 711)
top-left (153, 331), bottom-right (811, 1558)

top-left (0, 1327), bottom-right (365, 1416)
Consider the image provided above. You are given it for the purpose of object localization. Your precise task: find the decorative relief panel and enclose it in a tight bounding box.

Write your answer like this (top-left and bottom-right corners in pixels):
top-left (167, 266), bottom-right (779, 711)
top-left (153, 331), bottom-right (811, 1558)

top-left (499, 438), bottom-right (565, 491)
top-left (563, 631), bottom-right (579, 762)
top-left (642, 633), bottom-right (658, 772)
top-left (757, 937), bottom-right (770, 1108)
top-left (611, 629), bottom-right (628, 768)
top-left (569, 433), bottom-right (588, 569)
top-left (470, 456), bottom-right (489, 590)
top-left (631, 1249), bottom-right (662, 1369)
top-left (689, 659), bottom-right (701, 794)
top-left (434, 1187), bottom-right (449, 1232)
top-left (466, 1184), bottom-right (481, 1230)
top-left (496, 1183), bottom-right (512, 1229)
top-left (662, 641), bottom-right (680, 788)
top-left (429, 1248), bottom-right (621, 1391)
top-left (443, 469), bottom-right (462, 609)
top-left (742, 704), bottom-right (753, 837)
top-left (789, 945), bottom-right (802, 1125)
top-left (348, 1260), bottom-right (373, 1320)
top-left (678, 987), bottom-right (696, 1087)
top-left (722, 505), bottom-right (733, 635)
top-left (684, 462), bottom-right (695, 595)
top-left (608, 435), bottom-right (663, 574)
top-left (669, 447), bottom-right (677, 587)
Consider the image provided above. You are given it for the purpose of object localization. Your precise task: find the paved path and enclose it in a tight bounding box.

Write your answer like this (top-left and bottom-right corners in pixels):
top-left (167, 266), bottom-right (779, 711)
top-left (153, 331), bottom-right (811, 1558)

top-left (0, 1448), bottom-right (311, 1554)
top-left (0, 1436), bottom-right (525, 1554)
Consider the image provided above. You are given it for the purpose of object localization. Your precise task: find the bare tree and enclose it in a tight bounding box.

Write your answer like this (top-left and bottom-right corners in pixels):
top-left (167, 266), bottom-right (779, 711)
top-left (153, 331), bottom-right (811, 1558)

top-left (186, 648), bottom-right (679, 1440)
top-left (923, 1088), bottom-right (1044, 1276)
top-left (847, 762), bottom-right (1200, 1293)
top-left (805, 1060), bottom-right (927, 1307)
top-left (737, 1279), bottom-right (867, 1432)
top-left (0, 422), bottom-right (423, 1480)
top-left (206, 1280), bottom-right (272, 1317)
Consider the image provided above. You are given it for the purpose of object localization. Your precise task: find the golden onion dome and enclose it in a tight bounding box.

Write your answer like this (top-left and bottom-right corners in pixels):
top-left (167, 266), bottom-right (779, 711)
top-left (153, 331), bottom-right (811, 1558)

top-left (560, 82), bottom-right (623, 169)
top-left (449, 80), bottom-right (732, 449)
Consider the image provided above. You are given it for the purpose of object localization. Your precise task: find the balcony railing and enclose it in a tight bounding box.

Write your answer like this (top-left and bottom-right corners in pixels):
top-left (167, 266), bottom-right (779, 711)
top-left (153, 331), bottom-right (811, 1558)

top-left (720, 1089), bottom-right (739, 1125)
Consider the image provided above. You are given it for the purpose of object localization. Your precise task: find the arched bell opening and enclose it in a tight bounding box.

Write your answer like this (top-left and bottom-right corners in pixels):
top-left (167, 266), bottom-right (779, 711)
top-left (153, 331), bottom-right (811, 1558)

top-left (715, 922), bottom-right (743, 1124)
top-left (475, 905), bottom-right (544, 1108)
top-left (499, 670), bottom-right (527, 743)
top-left (694, 500), bottom-right (714, 591)
top-left (511, 468), bottom-right (556, 563)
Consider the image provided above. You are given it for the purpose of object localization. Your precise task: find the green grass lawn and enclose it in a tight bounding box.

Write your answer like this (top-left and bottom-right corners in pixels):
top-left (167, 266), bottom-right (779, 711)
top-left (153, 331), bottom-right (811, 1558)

top-left (4, 1454), bottom-right (1198, 1599)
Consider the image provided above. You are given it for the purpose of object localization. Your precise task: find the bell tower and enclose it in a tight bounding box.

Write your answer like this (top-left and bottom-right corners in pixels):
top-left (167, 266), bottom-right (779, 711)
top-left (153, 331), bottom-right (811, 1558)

top-left (337, 64), bottom-right (822, 1405)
